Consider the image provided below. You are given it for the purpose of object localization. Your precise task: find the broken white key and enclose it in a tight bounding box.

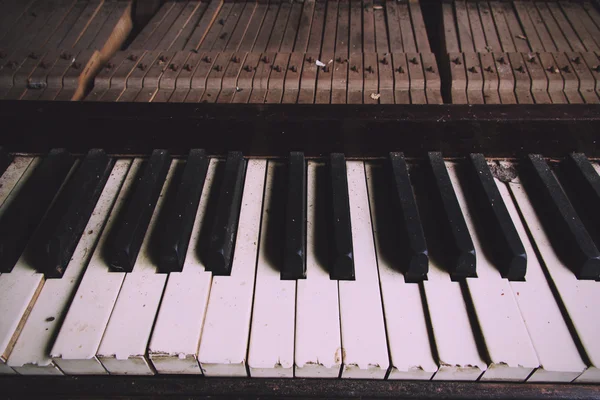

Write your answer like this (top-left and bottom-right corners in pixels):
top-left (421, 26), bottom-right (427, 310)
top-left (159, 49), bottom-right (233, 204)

top-left (247, 161), bottom-right (296, 377)
top-left (198, 160), bottom-right (266, 376)
top-left (447, 162), bottom-right (539, 381)
top-left (339, 161), bottom-right (389, 379)
top-left (148, 159), bottom-right (217, 374)
top-left (51, 159), bottom-right (144, 375)
top-left (0, 157), bottom-right (44, 375)
top-left (295, 162), bottom-right (342, 378)
top-left (365, 161), bottom-right (438, 380)
top-left (96, 160), bottom-right (180, 375)
top-left (508, 169), bottom-right (600, 383)
top-left (420, 162), bottom-right (487, 381)
top-left (495, 166), bottom-right (586, 382)
top-left (7, 160), bottom-right (130, 375)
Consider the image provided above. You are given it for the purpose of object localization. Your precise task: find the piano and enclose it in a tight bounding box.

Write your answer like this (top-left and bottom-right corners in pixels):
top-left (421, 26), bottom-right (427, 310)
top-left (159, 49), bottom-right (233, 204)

top-left (1, 0), bottom-right (600, 398)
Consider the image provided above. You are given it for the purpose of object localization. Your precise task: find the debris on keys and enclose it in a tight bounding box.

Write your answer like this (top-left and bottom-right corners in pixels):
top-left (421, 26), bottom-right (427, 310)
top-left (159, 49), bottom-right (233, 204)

top-left (370, 93), bottom-right (381, 100)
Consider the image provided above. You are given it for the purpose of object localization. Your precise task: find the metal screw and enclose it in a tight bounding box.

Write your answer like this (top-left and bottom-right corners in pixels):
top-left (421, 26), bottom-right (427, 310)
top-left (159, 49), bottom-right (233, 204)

top-left (128, 54), bottom-right (138, 61)
top-left (290, 65), bottom-right (297, 72)
top-left (366, 65), bottom-right (374, 74)
top-left (244, 65), bottom-right (253, 72)
top-left (158, 55), bottom-right (167, 63)
top-left (562, 65), bottom-right (571, 73)
top-left (594, 65), bottom-right (600, 72)
top-left (410, 57), bottom-right (418, 65)
top-left (351, 65), bottom-right (358, 72)
top-left (497, 56), bottom-right (506, 64)
top-left (191, 49), bottom-right (198, 54)
top-left (323, 65), bottom-right (330, 72)
top-left (72, 62), bottom-right (81, 70)
top-left (219, 32), bottom-right (227, 39)
top-left (515, 65), bottom-right (525, 73)
top-left (218, 18), bottom-right (225, 25)
top-left (30, 11), bottom-right (37, 17)
top-left (336, 56), bottom-right (343, 63)
top-left (426, 66), bottom-right (435, 73)
top-left (40, 61), bottom-right (49, 69)
top-left (138, 63), bottom-right (147, 71)
top-left (105, 62), bottom-right (114, 70)
top-left (306, 56), bottom-right (313, 63)
top-left (397, 66), bottom-right (405, 73)
top-left (547, 65), bottom-right (559, 73)
top-left (28, 52), bottom-right (39, 60)
top-left (273, 64), bottom-right (281, 72)
top-left (262, 55), bottom-right (270, 63)
top-left (214, 65), bottom-right (223, 72)
top-left (485, 66), bottom-right (493, 73)
top-left (61, 52), bottom-right (72, 60)
top-left (527, 55), bottom-right (536, 64)
top-left (381, 57), bottom-right (388, 65)
top-left (452, 57), bottom-right (462, 65)
top-left (571, 56), bottom-right (581, 64)
top-left (231, 55), bottom-right (240, 63)
top-left (170, 63), bottom-right (179, 71)
top-left (468, 66), bottom-right (478, 73)
top-left (184, 63), bottom-right (193, 71)
top-left (204, 56), bottom-right (212, 63)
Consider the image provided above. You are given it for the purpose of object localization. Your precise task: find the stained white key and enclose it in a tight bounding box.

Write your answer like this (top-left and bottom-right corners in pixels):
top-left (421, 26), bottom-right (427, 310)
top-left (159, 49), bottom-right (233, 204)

top-left (96, 160), bottom-right (180, 374)
top-left (51, 159), bottom-right (145, 375)
top-left (148, 159), bottom-right (217, 374)
top-left (420, 162), bottom-right (487, 381)
top-left (339, 161), bottom-right (389, 379)
top-left (198, 160), bottom-right (266, 376)
top-left (295, 162), bottom-right (342, 378)
top-left (0, 157), bottom-right (35, 213)
top-left (447, 162), bottom-right (539, 381)
top-left (247, 161), bottom-right (295, 377)
top-left (507, 167), bottom-right (600, 383)
top-left (365, 162), bottom-right (437, 380)
top-left (7, 161), bottom-right (131, 375)
top-left (0, 157), bottom-right (44, 374)
top-left (495, 165), bottom-right (586, 382)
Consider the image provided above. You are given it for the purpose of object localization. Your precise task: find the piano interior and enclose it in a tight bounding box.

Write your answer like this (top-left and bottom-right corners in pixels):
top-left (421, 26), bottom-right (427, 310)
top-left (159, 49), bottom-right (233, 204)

top-left (1, 0), bottom-right (600, 398)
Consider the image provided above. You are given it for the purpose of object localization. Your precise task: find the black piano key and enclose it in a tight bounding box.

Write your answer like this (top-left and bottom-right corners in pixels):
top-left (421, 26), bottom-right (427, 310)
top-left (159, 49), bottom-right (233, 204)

top-left (467, 154), bottom-right (527, 281)
top-left (329, 153), bottom-right (355, 281)
top-left (522, 154), bottom-right (600, 280)
top-left (0, 149), bottom-right (74, 273)
top-left (282, 152), bottom-right (307, 280)
top-left (389, 152), bottom-right (428, 283)
top-left (426, 152), bottom-right (476, 280)
top-left (0, 147), bottom-right (12, 177)
top-left (158, 149), bottom-right (209, 273)
top-left (108, 149), bottom-right (171, 272)
top-left (36, 150), bottom-right (114, 278)
top-left (205, 151), bottom-right (246, 276)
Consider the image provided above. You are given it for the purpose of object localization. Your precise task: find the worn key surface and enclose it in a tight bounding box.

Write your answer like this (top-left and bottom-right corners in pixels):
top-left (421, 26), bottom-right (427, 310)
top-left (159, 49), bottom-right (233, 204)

top-left (282, 152), bottom-right (306, 280)
top-left (328, 153), bottom-right (355, 281)
top-left (389, 152), bottom-right (428, 282)
top-left (205, 151), bottom-right (246, 276)
top-left (0, 148), bottom-right (13, 178)
top-left (108, 149), bottom-right (171, 273)
top-left (36, 149), bottom-right (114, 279)
top-left (520, 154), bottom-right (600, 280)
top-left (0, 149), bottom-right (74, 273)
top-left (159, 149), bottom-right (209, 273)
top-left (426, 152), bottom-right (476, 280)
top-left (467, 154), bottom-right (527, 281)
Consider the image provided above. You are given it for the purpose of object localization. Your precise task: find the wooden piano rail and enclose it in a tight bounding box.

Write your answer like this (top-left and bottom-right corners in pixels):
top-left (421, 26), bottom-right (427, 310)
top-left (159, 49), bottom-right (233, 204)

top-left (1, 101), bottom-right (600, 158)
top-left (1, 375), bottom-right (600, 399)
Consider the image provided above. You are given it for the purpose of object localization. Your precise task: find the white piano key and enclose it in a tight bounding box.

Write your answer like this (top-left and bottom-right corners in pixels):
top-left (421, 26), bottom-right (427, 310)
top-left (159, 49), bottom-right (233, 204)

top-left (295, 162), bottom-right (342, 378)
top-left (421, 162), bottom-right (487, 381)
top-left (247, 161), bottom-right (296, 378)
top-left (197, 160), bottom-right (266, 376)
top-left (148, 159), bottom-right (217, 375)
top-left (0, 157), bottom-right (35, 213)
top-left (494, 166), bottom-right (586, 382)
top-left (51, 159), bottom-right (145, 375)
top-left (507, 168), bottom-right (600, 383)
top-left (7, 160), bottom-right (131, 375)
top-left (96, 160), bottom-right (180, 375)
top-left (364, 162), bottom-right (437, 380)
top-left (446, 162), bottom-right (539, 381)
top-left (338, 161), bottom-right (389, 379)
top-left (0, 157), bottom-right (43, 373)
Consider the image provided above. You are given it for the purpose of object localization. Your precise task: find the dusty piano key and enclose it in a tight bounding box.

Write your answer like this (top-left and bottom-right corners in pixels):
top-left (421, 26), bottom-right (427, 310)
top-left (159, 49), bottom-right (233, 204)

top-left (0, 49), bottom-right (29, 98)
top-left (463, 53), bottom-right (484, 104)
top-left (407, 53), bottom-right (426, 104)
top-left (537, 53), bottom-right (568, 104)
top-left (60, 0), bottom-right (104, 50)
top-left (378, 54), bottom-right (394, 104)
top-left (328, 153), bottom-right (355, 281)
top-left (559, 153), bottom-right (600, 247)
top-left (479, 53), bottom-right (500, 104)
top-left (108, 149), bottom-right (171, 273)
top-left (560, 1), bottom-right (599, 52)
top-left (347, 53), bottom-right (362, 104)
top-left (363, 53), bottom-right (378, 104)
top-left (421, 53), bottom-right (442, 104)
top-left (554, 53), bottom-right (584, 104)
top-left (73, 0), bottom-right (118, 51)
top-left (4, 51), bottom-right (46, 100)
top-left (249, 52), bottom-right (275, 103)
top-left (282, 152), bottom-right (306, 280)
top-left (477, 1), bottom-right (501, 53)
top-left (154, 1), bottom-right (202, 51)
top-left (426, 152), bottom-right (476, 280)
top-left (159, 149), bottom-right (209, 273)
top-left (365, 161), bottom-right (436, 379)
top-left (186, 51), bottom-right (217, 103)
top-left (388, 153), bottom-right (428, 283)
top-left (216, 52), bottom-right (246, 103)
top-left (117, 50), bottom-right (161, 102)
top-left (0, 148), bottom-right (12, 178)
top-left (6, 160), bottom-right (128, 375)
top-left (55, 49), bottom-right (102, 101)
top-left (264, 52), bottom-right (289, 104)
top-left (169, 51), bottom-right (203, 103)
top-left (152, 51), bottom-right (193, 103)
top-left (20, 49), bottom-right (62, 101)
top-left (298, 52), bottom-right (319, 104)
top-left (524, 53), bottom-right (552, 104)
top-left (447, 53), bottom-right (467, 104)
top-left (508, 53), bottom-right (534, 104)
top-left (467, 154), bottom-right (527, 281)
top-left (494, 53), bottom-right (517, 104)
top-left (100, 50), bottom-right (146, 102)
top-left (134, 51), bottom-right (176, 103)
top-left (205, 151), bottom-right (246, 276)
top-left (331, 54), bottom-right (348, 104)
top-left (0, 149), bottom-right (74, 273)
top-left (85, 51), bottom-right (130, 101)
top-left (520, 154), bottom-right (600, 280)
top-left (581, 52), bottom-right (600, 99)
top-left (201, 51), bottom-right (232, 103)
top-left (232, 52), bottom-right (260, 104)
top-left (224, 1), bottom-right (257, 52)
top-left (281, 52), bottom-right (303, 104)
top-left (183, 0), bottom-right (224, 50)
top-left (566, 53), bottom-right (600, 104)
top-left (169, 0), bottom-right (208, 51)
top-left (35, 149), bottom-right (114, 279)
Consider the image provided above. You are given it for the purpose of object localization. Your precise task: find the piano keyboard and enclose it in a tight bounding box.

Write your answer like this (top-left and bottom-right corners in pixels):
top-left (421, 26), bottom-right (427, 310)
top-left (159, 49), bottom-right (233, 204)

top-left (0, 148), bottom-right (598, 382)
